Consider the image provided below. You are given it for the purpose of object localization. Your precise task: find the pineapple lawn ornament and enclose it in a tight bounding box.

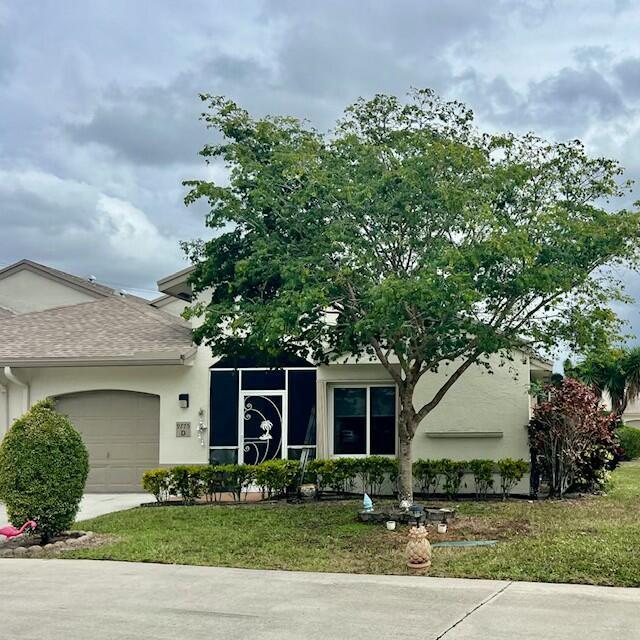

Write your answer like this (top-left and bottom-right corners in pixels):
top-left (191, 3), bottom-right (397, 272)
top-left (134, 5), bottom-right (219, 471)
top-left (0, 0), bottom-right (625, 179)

top-left (405, 524), bottom-right (432, 570)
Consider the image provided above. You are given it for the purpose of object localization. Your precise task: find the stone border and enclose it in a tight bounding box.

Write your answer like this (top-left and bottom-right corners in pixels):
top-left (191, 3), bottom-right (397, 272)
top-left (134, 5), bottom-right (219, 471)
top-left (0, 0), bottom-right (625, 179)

top-left (0, 531), bottom-right (96, 558)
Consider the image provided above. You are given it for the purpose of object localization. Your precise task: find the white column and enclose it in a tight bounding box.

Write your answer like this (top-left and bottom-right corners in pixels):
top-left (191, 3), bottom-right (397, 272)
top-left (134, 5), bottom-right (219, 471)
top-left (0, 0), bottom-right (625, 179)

top-left (315, 379), bottom-right (328, 459)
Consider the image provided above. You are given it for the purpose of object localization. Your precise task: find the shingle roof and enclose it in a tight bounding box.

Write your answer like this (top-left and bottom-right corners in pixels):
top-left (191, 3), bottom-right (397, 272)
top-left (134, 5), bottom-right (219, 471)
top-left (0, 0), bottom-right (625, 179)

top-left (0, 296), bottom-right (195, 365)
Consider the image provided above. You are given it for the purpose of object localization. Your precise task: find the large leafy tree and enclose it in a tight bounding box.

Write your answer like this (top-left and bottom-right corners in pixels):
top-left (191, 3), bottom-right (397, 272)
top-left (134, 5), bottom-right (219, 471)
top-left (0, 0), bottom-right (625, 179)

top-left (183, 89), bottom-right (640, 501)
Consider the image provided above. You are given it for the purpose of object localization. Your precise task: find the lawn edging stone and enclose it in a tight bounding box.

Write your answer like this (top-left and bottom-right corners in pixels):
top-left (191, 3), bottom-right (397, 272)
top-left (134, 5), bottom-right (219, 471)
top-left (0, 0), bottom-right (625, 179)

top-left (0, 531), bottom-right (98, 558)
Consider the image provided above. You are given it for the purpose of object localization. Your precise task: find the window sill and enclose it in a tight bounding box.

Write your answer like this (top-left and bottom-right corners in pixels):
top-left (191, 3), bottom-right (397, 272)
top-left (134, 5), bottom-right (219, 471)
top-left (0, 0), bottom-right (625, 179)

top-left (425, 431), bottom-right (504, 439)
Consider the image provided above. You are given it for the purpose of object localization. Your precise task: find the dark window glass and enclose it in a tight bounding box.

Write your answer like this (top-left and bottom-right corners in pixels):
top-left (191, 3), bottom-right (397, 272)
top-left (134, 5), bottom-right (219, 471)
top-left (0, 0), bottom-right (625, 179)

top-left (288, 369), bottom-right (317, 446)
top-left (210, 371), bottom-right (239, 446)
top-left (287, 447), bottom-right (317, 462)
top-left (334, 388), bottom-right (366, 454)
top-left (209, 448), bottom-right (238, 465)
top-left (241, 369), bottom-right (286, 390)
top-left (370, 387), bottom-right (396, 455)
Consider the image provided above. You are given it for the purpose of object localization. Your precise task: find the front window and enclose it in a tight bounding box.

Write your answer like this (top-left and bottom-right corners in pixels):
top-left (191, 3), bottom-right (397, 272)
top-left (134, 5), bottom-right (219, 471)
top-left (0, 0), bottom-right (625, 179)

top-left (332, 385), bottom-right (396, 455)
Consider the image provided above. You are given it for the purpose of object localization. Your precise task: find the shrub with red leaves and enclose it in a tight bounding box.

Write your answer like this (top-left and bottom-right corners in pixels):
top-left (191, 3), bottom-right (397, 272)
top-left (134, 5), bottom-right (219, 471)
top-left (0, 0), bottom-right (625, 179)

top-left (529, 378), bottom-right (619, 497)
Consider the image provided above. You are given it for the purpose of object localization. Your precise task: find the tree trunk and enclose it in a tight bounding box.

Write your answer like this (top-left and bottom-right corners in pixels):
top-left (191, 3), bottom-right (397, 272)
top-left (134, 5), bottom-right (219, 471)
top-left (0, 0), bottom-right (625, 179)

top-left (397, 412), bottom-right (417, 504)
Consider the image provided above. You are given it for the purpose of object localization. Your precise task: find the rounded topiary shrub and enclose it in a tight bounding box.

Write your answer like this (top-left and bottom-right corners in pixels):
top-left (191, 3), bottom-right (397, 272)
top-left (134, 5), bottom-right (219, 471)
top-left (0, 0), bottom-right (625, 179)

top-left (0, 398), bottom-right (89, 542)
top-left (618, 425), bottom-right (640, 461)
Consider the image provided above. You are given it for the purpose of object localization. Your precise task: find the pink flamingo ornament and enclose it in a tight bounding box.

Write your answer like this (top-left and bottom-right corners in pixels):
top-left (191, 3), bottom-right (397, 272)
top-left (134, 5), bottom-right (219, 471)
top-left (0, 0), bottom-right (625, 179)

top-left (0, 520), bottom-right (37, 539)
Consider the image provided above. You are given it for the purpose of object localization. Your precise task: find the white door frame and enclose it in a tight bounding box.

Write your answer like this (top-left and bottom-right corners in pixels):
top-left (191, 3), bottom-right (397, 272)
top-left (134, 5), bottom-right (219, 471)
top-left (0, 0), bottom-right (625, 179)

top-left (238, 389), bottom-right (288, 463)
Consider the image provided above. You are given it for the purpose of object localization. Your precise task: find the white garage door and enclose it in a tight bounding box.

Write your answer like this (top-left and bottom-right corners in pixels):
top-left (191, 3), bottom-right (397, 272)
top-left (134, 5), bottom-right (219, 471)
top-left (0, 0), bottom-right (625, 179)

top-left (55, 390), bottom-right (160, 493)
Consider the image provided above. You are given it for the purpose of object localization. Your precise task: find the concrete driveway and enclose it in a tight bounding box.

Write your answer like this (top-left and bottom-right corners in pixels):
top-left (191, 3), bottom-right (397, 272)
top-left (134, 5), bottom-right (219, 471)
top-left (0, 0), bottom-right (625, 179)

top-left (0, 493), bottom-right (146, 524)
top-left (0, 560), bottom-right (638, 639)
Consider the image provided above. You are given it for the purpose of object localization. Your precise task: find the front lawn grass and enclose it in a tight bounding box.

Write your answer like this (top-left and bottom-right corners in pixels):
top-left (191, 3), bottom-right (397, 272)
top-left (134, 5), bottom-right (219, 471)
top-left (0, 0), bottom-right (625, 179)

top-left (66, 461), bottom-right (640, 586)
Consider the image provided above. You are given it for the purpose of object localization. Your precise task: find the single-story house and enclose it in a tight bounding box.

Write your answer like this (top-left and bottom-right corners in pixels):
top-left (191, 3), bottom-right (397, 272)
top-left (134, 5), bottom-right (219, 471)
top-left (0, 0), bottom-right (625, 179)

top-left (0, 259), bottom-right (552, 493)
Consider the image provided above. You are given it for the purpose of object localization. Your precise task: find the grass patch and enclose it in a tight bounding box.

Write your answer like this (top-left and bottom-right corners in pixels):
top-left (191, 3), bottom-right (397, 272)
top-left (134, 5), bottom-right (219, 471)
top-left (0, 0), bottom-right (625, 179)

top-left (65, 461), bottom-right (640, 586)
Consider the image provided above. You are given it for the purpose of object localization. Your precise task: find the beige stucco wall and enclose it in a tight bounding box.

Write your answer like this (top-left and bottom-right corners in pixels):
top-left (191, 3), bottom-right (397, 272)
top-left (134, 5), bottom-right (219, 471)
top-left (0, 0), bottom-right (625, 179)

top-left (0, 347), bottom-right (215, 465)
top-left (152, 296), bottom-right (189, 317)
top-left (0, 270), bottom-right (97, 313)
top-left (0, 268), bottom-right (535, 497)
top-left (317, 354), bottom-right (532, 494)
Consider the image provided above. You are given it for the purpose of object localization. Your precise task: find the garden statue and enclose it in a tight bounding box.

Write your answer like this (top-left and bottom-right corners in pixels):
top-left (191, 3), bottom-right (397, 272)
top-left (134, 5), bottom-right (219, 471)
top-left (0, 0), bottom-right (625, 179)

top-left (363, 493), bottom-right (374, 513)
top-left (0, 520), bottom-right (37, 540)
top-left (405, 524), bottom-right (432, 569)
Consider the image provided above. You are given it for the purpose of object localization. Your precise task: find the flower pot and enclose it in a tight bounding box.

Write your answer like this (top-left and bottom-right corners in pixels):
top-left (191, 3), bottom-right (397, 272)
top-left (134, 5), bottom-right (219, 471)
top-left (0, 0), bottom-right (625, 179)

top-left (386, 521), bottom-right (396, 531)
top-left (437, 522), bottom-right (447, 534)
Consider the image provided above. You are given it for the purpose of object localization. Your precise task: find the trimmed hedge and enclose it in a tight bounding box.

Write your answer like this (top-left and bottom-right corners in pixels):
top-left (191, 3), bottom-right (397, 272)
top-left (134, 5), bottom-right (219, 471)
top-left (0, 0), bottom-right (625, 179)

top-left (142, 456), bottom-right (530, 503)
top-left (618, 426), bottom-right (640, 461)
top-left (0, 399), bottom-right (89, 542)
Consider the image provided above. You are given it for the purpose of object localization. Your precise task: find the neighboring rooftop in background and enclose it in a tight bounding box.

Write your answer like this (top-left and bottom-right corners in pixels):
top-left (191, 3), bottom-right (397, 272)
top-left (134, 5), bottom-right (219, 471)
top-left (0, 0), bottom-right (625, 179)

top-left (0, 295), bottom-right (195, 366)
top-left (0, 259), bottom-right (149, 310)
top-left (157, 265), bottom-right (195, 301)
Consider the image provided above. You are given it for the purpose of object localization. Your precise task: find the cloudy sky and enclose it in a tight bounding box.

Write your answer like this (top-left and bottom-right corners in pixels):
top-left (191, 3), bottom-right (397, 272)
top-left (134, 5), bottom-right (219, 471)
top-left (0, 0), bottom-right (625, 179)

top-left (1, 1), bottom-right (640, 333)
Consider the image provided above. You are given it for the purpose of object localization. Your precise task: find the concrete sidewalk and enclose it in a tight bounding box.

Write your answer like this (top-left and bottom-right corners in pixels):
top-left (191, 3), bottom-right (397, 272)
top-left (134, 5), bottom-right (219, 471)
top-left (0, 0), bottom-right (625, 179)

top-left (0, 560), bottom-right (637, 639)
top-left (0, 493), bottom-right (146, 525)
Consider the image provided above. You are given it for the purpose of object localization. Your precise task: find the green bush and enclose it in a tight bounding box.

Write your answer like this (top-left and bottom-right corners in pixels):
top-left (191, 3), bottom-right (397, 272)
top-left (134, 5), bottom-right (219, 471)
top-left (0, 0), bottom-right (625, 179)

top-left (142, 468), bottom-right (171, 503)
top-left (412, 459), bottom-right (441, 497)
top-left (469, 459), bottom-right (494, 499)
top-left (618, 426), bottom-right (640, 460)
top-left (358, 456), bottom-right (396, 495)
top-left (171, 465), bottom-right (203, 504)
top-left (255, 459), bottom-right (300, 498)
top-left (497, 458), bottom-right (528, 499)
top-left (219, 464), bottom-right (255, 501)
top-left (439, 459), bottom-right (467, 499)
top-left (307, 459), bottom-right (331, 496)
top-left (0, 399), bottom-right (89, 542)
top-left (199, 465), bottom-right (225, 502)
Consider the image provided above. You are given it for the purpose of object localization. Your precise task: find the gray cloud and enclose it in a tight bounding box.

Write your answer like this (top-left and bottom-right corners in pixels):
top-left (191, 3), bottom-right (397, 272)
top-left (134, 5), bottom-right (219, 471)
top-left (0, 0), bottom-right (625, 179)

top-left (1, 0), bottom-right (640, 327)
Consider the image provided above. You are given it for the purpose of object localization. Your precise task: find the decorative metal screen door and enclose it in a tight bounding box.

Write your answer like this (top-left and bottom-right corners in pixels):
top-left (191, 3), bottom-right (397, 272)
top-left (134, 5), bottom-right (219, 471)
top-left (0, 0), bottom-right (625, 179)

top-left (240, 392), bottom-right (285, 464)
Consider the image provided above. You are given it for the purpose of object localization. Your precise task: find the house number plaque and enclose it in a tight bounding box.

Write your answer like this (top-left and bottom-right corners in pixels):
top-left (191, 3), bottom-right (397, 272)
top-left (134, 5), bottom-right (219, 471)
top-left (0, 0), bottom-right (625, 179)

top-left (176, 422), bottom-right (191, 437)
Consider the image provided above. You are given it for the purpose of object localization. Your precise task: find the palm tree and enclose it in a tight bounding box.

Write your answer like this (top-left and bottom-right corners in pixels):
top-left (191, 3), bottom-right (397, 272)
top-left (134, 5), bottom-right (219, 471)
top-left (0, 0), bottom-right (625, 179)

top-left (565, 346), bottom-right (640, 417)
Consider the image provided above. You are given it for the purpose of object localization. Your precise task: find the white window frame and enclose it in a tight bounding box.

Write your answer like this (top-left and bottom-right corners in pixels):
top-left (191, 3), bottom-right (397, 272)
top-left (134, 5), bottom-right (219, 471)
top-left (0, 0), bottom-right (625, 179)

top-left (329, 383), bottom-right (398, 457)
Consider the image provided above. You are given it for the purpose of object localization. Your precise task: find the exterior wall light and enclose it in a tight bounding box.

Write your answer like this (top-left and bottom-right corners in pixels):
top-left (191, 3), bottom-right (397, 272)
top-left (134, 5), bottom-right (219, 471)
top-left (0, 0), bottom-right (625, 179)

top-left (179, 393), bottom-right (189, 409)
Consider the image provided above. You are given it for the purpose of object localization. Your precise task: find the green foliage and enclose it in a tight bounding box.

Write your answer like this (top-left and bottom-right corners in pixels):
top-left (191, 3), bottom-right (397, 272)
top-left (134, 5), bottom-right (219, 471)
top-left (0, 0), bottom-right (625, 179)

top-left (618, 426), bottom-right (640, 460)
top-left (254, 459), bottom-right (300, 498)
top-left (218, 464), bottom-right (255, 502)
top-left (199, 465), bottom-right (225, 503)
top-left (0, 399), bottom-right (89, 542)
top-left (358, 456), bottom-right (396, 496)
top-left (183, 88), bottom-right (640, 501)
top-left (439, 459), bottom-right (467, 500)
top-left (567, 345), bottom-right (640, 416)
top-left (497, 458), bottom-right (528, 499)
top-left (328, 458), bottom-right (360, 493)
top-left (412, 459), bottom-right (441, 497)
top-left (469, 459), bottom-right (495, 499)
top-left (171, 465), bottom-right (203, 505)
top-left (142, 469), bottom-right (172, 503)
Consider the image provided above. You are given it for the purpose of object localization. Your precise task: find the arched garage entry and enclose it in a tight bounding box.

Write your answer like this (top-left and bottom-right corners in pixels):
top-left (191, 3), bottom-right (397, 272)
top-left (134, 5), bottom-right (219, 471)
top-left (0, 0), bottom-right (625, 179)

top-left (55, 390), bottom-right (160, 493)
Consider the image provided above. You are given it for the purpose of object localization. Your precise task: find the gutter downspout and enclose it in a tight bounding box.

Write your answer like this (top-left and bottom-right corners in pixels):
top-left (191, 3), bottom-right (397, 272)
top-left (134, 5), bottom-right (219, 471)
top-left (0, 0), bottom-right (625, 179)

top-left (0, 380), bottom-right (7, 436)
top-left (3, 367), bottom-right (30, 416)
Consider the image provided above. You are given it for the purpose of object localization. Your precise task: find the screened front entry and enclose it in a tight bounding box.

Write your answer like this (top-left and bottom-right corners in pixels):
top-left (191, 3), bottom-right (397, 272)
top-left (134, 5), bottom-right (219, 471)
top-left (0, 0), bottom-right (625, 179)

top-left (209, 364), bottom-right (316, 464)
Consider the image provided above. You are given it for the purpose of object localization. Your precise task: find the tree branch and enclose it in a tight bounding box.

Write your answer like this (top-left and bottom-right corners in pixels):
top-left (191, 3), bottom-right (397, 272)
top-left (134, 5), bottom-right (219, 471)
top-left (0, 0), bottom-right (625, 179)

top-left (416, 352), bottom-right (479, 421)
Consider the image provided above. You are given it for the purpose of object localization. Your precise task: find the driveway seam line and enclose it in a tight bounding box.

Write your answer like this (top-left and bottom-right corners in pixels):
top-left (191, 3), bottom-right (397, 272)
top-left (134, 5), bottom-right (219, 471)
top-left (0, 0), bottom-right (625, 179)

top-left (433, 581), bottom-right (513, 639)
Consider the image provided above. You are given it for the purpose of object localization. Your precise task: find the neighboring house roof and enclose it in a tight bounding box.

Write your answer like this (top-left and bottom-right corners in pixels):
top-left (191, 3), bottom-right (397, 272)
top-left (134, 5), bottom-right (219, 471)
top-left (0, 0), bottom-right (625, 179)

top-left (0, 259), bottom-right (149, 304)
top-left (0, 306), bottom-right (14, 318)
top-left (157, 265), bottom-right (195, 300)
top-left (0, 296), bottom-right (195, 366)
